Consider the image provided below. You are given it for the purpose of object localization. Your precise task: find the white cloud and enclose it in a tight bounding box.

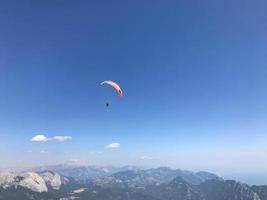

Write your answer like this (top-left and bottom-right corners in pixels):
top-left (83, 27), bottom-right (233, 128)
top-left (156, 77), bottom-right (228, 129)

top-left (31, 135), bottom-right (72, 142)
top-left (105, 142), bottom-right (121, 149)
top-left (52, 136), bottom-right (72, 142)
top-left (31, 135), bottom-right (48, 142)
top-left (40, 150), bottom-right (48, 154)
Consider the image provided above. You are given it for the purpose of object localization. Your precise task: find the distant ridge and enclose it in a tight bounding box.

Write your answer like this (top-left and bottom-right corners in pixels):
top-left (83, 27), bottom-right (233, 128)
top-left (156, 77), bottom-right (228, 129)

top-left (0, 166), bottom-right (266, 200)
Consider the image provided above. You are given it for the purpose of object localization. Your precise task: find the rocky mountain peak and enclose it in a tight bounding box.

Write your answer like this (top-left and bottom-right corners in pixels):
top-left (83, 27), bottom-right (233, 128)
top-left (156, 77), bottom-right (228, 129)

top-left (40, 171), bottom-right (69, 190)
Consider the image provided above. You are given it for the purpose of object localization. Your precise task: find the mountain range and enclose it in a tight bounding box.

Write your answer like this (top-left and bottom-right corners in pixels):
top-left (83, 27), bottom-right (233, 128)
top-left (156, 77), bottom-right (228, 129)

top-left (0, 165), bottom-right (266, 200)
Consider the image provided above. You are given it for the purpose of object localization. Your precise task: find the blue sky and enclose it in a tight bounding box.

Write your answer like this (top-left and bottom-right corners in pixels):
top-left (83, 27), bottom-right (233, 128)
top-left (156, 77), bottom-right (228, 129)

top-left (0, 0), bottom-right (267, 180)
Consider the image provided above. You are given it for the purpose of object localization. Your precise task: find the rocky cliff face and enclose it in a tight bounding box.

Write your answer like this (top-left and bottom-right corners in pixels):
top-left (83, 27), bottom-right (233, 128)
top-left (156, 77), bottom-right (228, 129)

top-left (0, 171), bottom-right (47, 192)
top-left (199, 179), bottom-right (261, 200)
top-left (0, 170), bottom-right (69, 193)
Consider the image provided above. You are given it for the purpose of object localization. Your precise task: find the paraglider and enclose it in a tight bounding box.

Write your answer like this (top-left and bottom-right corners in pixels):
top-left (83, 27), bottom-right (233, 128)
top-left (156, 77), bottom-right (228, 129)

top-left (101, 80), bottom-right (123, 96)
top-left (101, 80), bottom-right (123, 107)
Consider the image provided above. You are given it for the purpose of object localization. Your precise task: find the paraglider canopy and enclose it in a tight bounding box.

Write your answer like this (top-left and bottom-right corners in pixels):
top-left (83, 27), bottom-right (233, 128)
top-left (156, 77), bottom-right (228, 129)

top-left (101, 80), bottom-right (123, 97)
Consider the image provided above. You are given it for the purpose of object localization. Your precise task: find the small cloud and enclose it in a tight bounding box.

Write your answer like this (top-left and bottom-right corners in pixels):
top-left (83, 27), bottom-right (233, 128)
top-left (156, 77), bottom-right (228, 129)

top-left (27, 150), bottom-right (32, 153)
top-left (40, 150), bottom-right (49, 154)
top-left (31, 135), bottom-right (48, 142)
top-left (31, 134), bottom-right (72, 142)
top-left (52, 136), bottom-right (72, 142)
top-left (105, 142), bottom-right (121, 149)
top-left (140, 156), bottom-right (153, 160)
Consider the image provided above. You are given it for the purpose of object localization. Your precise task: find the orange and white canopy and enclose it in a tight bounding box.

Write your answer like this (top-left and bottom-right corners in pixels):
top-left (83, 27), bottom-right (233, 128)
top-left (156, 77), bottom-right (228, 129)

top-left (101, 80), bottom-right (123, 96)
